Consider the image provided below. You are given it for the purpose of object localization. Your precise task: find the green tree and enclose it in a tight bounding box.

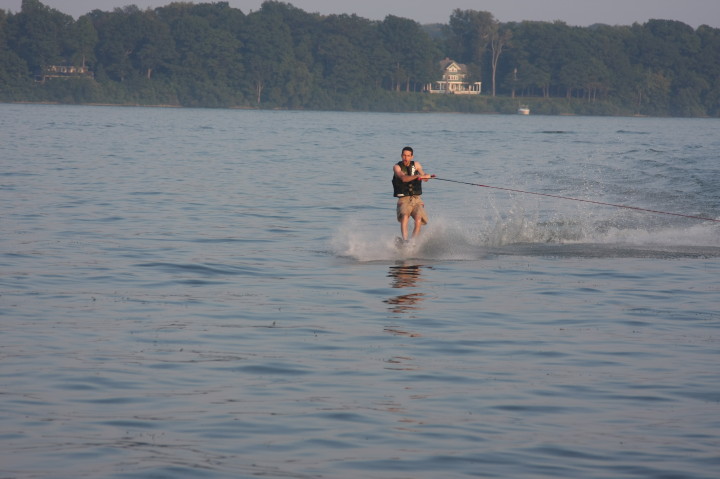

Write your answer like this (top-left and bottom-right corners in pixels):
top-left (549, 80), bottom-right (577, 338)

top-left (504, 62), bottom-right (550, 98)
top-left (584, 24), bottom-right (633, 103)
top-left (240, 3), bottom-right (294, 105)
top-left (245, 1), bottom-right (321, 107)
top-left (631, 68), bottom-right (671, 114)
top-left (93, 6), bottom-right (176, 82)
top-left (447, 9), bottom-right (495, 66)
top-left (67, 16), bottom-right (97, 68)
top-left (488, 25), bottom-right (511, 96)
top-left (378, 15), bottom-right (439, 92)
top-left (8, 0), bottom-right (73, 72)
top-left (314, 14), bottom-right (381, 96)
top-left (135, 14), bottom-right (175, 79)
top-left (628, 20), bottom-right (706, 114)
top-left (696, 25), bottom-right (720, 115)
top-left (504, 21), bottom-right (560, 97)
top-left (164, 11), bottom-right (241, 79)
top-left (0, 10), bottom-right (30, 93)
top-left (634, 20), bottom-right (700, 72)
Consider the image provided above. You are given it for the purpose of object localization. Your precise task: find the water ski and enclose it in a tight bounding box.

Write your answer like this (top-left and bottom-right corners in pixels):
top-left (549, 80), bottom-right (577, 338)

top-left (395, 237), bottom-right (418, 251)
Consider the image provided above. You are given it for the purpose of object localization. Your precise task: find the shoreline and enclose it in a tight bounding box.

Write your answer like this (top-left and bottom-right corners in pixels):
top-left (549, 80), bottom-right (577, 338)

top-left (3, 100), bottom-right (715, 119)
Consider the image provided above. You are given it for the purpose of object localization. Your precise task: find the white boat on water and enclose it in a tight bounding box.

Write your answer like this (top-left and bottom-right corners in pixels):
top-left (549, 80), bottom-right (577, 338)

top-left (517, 105), bottom-right (530, 115)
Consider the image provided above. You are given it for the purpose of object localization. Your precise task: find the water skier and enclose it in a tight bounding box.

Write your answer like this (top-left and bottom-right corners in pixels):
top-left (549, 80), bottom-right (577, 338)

top-left (392, 146), bottom-right (434, 243)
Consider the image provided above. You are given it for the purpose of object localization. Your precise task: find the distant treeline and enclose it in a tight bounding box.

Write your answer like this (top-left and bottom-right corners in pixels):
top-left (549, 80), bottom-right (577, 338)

top-left (1, 0), bottom-right (719, 116)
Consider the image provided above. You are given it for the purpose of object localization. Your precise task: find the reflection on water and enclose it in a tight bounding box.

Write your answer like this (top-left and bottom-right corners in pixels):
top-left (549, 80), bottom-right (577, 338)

top-left (384, 262), bottom-right (429, 315)
top-left (388, 262), bottom-right (424, 288)
top-left (384, 292), bottom-right (426, 314)
top-left (383, 262), bottom-right (428, 370)
top-left (383, 262), bottom-right (431, 351)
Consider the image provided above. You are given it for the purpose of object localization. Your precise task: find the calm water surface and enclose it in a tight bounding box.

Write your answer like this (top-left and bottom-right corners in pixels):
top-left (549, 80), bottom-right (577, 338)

top-left (1, 104), bottom-right (719, 478)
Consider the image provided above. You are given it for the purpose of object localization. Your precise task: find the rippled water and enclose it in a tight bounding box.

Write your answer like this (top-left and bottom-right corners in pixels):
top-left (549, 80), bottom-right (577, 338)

top-left (1, 104), bottom-right (719, 478)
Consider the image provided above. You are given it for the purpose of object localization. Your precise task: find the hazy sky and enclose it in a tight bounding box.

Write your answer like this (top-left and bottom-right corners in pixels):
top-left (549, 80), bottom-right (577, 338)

top-left (1, 0), bottom-right (718, 28)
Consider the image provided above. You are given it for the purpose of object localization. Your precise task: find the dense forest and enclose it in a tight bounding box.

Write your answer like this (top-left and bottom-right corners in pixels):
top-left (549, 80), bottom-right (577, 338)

top-left (1, 0), bottom-right (719, 116)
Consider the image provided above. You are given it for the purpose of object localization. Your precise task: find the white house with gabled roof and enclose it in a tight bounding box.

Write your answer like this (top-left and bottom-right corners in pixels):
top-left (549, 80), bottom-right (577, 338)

top-left (426, 58), bottom-right (481, 94)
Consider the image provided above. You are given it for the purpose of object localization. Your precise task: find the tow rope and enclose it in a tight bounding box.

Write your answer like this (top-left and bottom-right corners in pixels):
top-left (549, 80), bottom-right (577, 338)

top-left (432, 177), bottom-right (720, 223)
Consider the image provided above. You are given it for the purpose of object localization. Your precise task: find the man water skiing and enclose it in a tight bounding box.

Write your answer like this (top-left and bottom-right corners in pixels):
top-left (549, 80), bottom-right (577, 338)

top-left (392, 146), bottom-right (434, 243)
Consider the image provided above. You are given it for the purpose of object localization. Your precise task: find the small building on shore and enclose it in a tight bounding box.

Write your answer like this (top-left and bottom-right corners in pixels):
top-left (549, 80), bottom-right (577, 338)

top-left (426, 58), bottom-right (481, 95)
top-left (36, 65), bottom-right (94, 83)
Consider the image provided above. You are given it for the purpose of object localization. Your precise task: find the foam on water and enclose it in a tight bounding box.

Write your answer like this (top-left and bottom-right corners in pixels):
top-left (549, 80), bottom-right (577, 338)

top-left (333, 210), bottom-right (720, 262)
top-left (588, 220), bottom-right (720, 247)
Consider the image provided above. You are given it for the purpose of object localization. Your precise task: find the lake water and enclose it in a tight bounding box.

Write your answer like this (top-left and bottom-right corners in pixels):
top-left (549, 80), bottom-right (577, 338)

top-left (1, 103), bottom-right (719, 478)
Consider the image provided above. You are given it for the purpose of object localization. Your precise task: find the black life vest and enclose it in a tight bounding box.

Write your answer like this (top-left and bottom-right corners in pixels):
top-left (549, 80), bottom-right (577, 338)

top-left (392, 160), bottom-right (422, 197)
